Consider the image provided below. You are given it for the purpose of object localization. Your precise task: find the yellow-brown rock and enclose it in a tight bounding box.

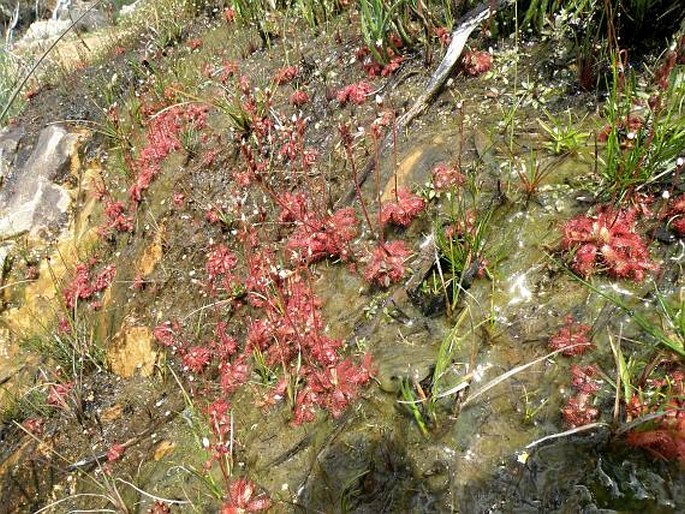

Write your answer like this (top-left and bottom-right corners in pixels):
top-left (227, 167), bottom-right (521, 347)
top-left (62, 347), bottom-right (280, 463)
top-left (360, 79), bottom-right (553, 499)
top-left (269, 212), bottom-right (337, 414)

top-left (108, 323), bottom-right (157, 378)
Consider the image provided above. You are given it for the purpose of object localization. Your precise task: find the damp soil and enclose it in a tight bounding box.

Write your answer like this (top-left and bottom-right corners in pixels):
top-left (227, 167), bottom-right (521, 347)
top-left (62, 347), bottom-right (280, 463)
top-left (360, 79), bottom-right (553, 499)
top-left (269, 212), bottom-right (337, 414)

top-left (1, 5), bottom-right (685, 514)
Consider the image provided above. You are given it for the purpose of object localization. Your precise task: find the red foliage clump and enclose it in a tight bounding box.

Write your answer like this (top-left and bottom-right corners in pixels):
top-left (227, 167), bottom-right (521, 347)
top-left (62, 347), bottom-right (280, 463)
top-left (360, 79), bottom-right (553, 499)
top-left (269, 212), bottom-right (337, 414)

top-left (243, 276), bottom-right (373, 423)
top-left (206, 244), bottom-right (239, 294)
top-left (598, 115), bottom-right (643, 145)
top-left (187, 38), bottom-right (202, 51)
top-left (99, 198), bottom-right (133, 237)
top-left (625, 430), bottom-right (685, 463)
top-left (562, 393), bottom-right (599, 427)
top-left (434, 26), bottom-right (451, 46)
top-left (290, 89), bottom-right (310, 107)
top-left (380, 188), bottom-right (426, 228)
top-left (62, 261), bottom-right (117, 311)
top-left (665, 194), bottom-right (685, 235)
top-left (210, 321), bottom-right (239, 362)
top-left (570, 364), bottom-right (602, 395)
top-left (107, 443), bottom-right (126, 462)
top-left (219, 61), bottom-right (239, 84)
top-left (462, 51), bottom-right (492, 76)
top-left (153, 321), bottom-right (180, 348)
top-left (47, 382), bottom-right (73, 407)
top-left (625, 370), bottom-right (685, 462)
top-left (221, 477), bottom-right (271, 514)
top-left (293, 354), bottom-right (374, 424)
top-left (273, 66), bottom-right (299, 86)
top-left (129, 104), bottom-right (208, 204)
top-left (219, 354), bottom-right (250, 394)
top-left (336, 81), bottom-right (373, 105)
top-left (381, 55), bottom-right (404, 77)
top-left (182, 346), bottom-right (213, 374)
top-left (223, 7), bottom-right (235, 23)
top-left (561, 207), bottom-right (657, 281)
top-left (286, 208), bottom-right (358, 264)
top-left (207, 398), bottom-right (232, 438)
top-left (432, 163), bottom-right (465, 191)
top-left (548, 316), bottom-right (594, 356)
top-left (278, 192), bottom-right (307, 223)
top-left (364, 240), bottom-right (411, 287)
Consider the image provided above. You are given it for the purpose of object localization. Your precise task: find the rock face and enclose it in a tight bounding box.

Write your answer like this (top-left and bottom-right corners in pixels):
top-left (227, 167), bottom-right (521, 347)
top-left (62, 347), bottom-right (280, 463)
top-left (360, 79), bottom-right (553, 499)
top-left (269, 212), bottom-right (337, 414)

top-left (0, 124), bottom-right (78, 240)
top-left (108, 324), bottom-right (158, 378)
top-left (0, 126), bottom-right (23, 183)
top-left (52, 0), bottom-right (108, 32)
top-left (14, 0), bottom-right (109, 46)
top-left (18, 19), bottom-right (72, 42)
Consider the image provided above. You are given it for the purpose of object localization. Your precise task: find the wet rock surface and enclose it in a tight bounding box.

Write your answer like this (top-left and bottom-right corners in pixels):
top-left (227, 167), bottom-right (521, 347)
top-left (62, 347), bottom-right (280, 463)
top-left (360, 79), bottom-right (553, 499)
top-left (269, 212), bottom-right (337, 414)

top-left (0, 3), bottom-right (684, 513)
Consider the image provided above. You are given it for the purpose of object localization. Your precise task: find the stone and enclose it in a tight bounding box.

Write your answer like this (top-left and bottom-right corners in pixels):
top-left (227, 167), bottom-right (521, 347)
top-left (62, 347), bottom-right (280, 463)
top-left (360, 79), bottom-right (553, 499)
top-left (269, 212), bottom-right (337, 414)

top-left (152, 440), bottom-right (176, 461)
top-left (19, 19), bottom-right (72, 43)
top-left (0, 126), bottom-right (24, 183)
top-left (119, 0), bottom-right (142, 17)
top-left (0, 125), bottom-right (78, 240)
top-left (138, 225), bottom-right (165, 277)
top-left (100, 404), bottom-right (123, 422)
top-left (54, 0), bottom-right (109, 33)
top-left (108, 323), bottom-right (158, 378)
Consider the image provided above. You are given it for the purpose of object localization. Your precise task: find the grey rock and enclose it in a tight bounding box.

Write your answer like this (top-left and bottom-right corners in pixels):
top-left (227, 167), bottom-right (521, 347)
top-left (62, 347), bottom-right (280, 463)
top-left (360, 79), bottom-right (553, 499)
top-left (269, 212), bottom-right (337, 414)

top-left (54, 0), bottom-right (109, 32)
top-left (19, 19), bottom-right (72, 42)
top-left (0, 126), bottom-right (24, 183)
top-left (0, 124), bottom-right (77, 240)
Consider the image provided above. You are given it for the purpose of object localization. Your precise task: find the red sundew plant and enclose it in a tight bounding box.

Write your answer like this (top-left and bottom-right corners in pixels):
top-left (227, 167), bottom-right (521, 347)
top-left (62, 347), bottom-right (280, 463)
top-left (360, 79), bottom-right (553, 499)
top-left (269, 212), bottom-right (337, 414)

top-left (221, 477), bottom-right (271, 513)
top-left (206, 244), bottom-right (239, 295)
top-left (380, 188), bottom-right (426, 228)
top-left (434, 26), bottom-right (451, 46)
top-left (98, 198), bottom-right (134, 238)
top-left (570, 364), bottom-right (602, 395)
top-left (277, 192), bottom-right (307, 223)
top-left (561, 207), bottom-right (658, 281)
top-left (665, 194), bottom-right (685, 235)
top-left (548, 316), bottom-right (594, 356)
top-left (598, 114), bottom-right (643, 144)
top-left (21, 417), bottom-right (44, 436)
top-left (462, 50), bottom-right (492, 76)
top-left (47, 382), bottom-right (73, 408)
top-left (187, 38), bottom-right (202, 51)
top-left (153, 321), bottom-right (181, 348)
top-left (625, 430), bottom-right (685, 463)
top-left (286, 208), bottom-right (359, 264)
top-left (106, 443), bottom-right (126, 462)
top-left (182, 346), bottom-right (213, 374)
top-left (219, 61), bottom-right (239, 84)
top-left (625, 370), bottom-right (685, 462)
top-left (364, 240), bottom-right (411, 287)
top-left (444, 209), bottom-right (478, 240)
top-left (432, 163), bottom-right (465, 191)
top-left (273, 66), bottom-right (299, 86)
top-left (292, 354), bottom-right (374, 424)
top-left (210, 321), bottom-right (239, 362)
top-left (239, 275), bottom-right (373, 423)
top-left (219, 354), bottom-right (250, 394)
top-left (336, 81), bottom-right (373, 105)
top-left (62, 261), bottom-right (117, 311)
top-left (380, 55), bottom-right (404, 77)
top-left (562, 393), bottom-right (599, 427)
top-left (290, 89), bottom-right (309, 107)
top-left (129, 104), bottom-right (208, 204)
top-left (223, 7), bottom-right (236, 23)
